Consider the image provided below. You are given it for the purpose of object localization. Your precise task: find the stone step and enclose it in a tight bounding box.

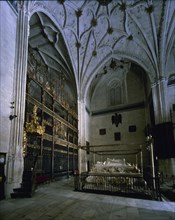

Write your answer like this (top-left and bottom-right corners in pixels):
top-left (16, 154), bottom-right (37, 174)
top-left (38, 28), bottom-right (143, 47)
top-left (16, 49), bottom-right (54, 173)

top-left (13, 187), bottom-right (32, 193)
top-left (11, 192), bottom-right (32, 199)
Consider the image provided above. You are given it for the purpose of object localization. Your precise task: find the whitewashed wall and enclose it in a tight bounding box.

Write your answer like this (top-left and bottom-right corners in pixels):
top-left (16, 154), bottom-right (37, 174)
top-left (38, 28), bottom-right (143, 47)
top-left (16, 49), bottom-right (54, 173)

top-left (0, 2), bottom-right (18, 198)
top-left (0, 2), bottom-right (17, 155)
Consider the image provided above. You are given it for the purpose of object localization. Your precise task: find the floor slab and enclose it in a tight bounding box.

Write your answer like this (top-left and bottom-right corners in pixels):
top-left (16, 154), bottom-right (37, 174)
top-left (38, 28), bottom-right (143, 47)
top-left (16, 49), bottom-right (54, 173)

top-left (0, 178), bottom-right (174, 220)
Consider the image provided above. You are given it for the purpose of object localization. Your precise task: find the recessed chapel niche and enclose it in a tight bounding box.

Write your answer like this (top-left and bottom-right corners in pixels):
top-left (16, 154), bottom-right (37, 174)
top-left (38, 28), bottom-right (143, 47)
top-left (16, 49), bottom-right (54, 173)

top-left (28, 12), bottom-right (77, 108)
top-left (89, 61), bottom-right (152, 159)
top-left (23, 12), bottom-right (78, 180)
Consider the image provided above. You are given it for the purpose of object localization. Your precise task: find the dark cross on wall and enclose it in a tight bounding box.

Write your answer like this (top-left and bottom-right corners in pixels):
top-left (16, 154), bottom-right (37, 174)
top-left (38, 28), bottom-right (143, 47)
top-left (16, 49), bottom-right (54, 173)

top-left (111, 113), bottom-right (122, 127)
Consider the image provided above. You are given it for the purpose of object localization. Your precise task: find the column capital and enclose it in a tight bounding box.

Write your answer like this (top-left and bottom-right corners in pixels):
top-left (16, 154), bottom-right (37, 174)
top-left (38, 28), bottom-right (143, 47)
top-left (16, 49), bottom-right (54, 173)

top-left (151, 76), bottom-right (168, 88)
top-left (151, 76), bottom-right (170, 124)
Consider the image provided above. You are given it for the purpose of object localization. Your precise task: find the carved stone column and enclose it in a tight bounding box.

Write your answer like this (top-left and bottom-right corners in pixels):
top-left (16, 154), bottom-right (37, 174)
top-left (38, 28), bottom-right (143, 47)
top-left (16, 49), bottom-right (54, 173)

top-left (151, 77), bottom-right (175, 177)
top-left (78, 99), bottom-right (87, 173)
top-left (6, 1), bottom-right (29, 193)
top-left (151, 77), bottom-right (169, 124)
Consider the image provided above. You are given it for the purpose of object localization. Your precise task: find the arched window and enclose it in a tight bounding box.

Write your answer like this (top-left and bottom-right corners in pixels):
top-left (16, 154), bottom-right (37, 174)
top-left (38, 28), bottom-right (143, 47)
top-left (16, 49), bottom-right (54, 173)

top-left (109, 81), bottom-right (121, 106)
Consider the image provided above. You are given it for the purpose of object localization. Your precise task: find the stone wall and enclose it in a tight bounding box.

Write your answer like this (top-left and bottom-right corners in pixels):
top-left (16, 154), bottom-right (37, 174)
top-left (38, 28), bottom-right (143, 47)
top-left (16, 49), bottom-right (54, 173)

top-left (89, 69), bottom-right (150, 169)
top-left (168, 84), bottom-right (175, 136)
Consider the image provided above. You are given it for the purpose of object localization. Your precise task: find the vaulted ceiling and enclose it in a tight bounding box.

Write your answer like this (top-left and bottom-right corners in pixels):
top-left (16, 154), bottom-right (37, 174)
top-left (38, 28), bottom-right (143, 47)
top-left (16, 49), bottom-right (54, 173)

top-left (28, 0), bottom-right (175, 102)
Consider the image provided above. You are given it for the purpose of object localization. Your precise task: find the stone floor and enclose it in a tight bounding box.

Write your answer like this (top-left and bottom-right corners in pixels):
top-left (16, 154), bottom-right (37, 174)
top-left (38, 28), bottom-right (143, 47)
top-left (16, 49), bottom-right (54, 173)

top-left (0, 178), bottom-right (175, 220)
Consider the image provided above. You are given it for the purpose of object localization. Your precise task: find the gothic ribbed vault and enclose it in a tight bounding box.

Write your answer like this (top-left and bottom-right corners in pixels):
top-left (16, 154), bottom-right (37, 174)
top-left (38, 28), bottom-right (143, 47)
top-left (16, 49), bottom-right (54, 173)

top-left (28, 0), bottom-right (175, 101)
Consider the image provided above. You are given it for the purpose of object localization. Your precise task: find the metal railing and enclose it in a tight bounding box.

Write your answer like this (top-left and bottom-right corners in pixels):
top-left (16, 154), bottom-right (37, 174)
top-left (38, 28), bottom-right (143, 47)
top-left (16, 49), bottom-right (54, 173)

top-left (74, 172), bottom-right (161, 201)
